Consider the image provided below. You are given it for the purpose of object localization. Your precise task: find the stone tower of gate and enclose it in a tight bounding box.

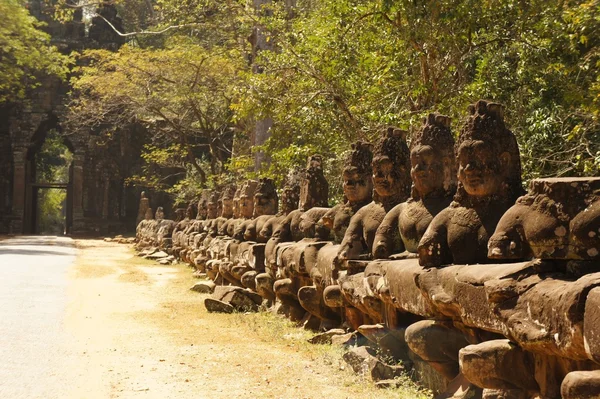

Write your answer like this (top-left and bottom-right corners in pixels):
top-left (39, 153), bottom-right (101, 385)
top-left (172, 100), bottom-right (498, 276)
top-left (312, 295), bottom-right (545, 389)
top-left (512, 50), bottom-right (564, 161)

top-left (0, 1), bottom-right (143, 235)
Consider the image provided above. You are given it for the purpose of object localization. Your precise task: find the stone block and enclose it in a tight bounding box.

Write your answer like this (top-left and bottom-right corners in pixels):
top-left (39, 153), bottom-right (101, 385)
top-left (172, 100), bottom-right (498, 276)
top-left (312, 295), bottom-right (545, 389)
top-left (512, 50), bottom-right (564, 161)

top-left (342, 346), bottom-right (405, 381)
top-left (190, 281), bottom-right (215, 294)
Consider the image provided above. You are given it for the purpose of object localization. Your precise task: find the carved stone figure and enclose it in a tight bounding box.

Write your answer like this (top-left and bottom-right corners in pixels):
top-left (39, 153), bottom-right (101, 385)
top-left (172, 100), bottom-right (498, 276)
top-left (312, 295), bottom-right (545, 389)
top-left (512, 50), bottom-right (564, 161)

top-left (336, 127), bottom-right (411, 263)
top-left (489, 177), bottom-right (600, 261)
top-left (255, 155), bottom-right (329, 311)
top-left (417, 100), bottom-right (523, 267)
top-left (331, 127), bottom-right (412, 328)
top-left (405, 100), bottom-right (524, 396)
top-left (136, 191), bottom-right (150, 227)
top-left (374, 114), bottom-right (456, 260)
top-left (296, 141), bottom-right (374, 325)
top-left (349, 113), bottom-right (458, 331)
top-left (224, 178), bottom-right (279, 286)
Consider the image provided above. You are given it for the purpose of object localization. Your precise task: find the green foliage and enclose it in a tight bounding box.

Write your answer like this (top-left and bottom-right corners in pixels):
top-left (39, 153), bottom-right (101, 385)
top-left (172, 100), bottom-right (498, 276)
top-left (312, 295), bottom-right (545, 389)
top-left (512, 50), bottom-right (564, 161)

top-left (68, 38), bottom-right (247, 191)
top-left (37, 188), bottom-right (66, 235)
top-left (66, 0), bottom-right (599, 202)
top-left (236, 0), bottom-right (600, 191)
top-left (35, 129), bottom-right (73, 183)
top-left (0, 0), bottom-right (71, 103)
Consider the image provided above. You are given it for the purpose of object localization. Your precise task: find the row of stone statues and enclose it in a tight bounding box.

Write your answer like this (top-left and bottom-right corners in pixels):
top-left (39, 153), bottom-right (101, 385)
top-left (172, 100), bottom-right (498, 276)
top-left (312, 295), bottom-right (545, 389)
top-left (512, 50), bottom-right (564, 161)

top-left (135, 99), bottom-right (600, 399)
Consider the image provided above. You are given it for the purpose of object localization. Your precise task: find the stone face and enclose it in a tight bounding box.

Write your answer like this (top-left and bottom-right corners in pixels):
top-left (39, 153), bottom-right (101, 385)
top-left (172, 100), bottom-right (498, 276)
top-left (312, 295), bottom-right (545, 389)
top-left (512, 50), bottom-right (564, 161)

top-left (489, 177), bottom-right (600, 261)
top-left (418, 100), bottom-right (524, 267)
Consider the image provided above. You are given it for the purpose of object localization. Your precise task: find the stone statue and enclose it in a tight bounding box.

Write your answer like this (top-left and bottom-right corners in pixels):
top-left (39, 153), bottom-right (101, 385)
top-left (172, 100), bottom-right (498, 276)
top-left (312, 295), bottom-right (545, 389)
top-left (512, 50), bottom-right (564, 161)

top-left (255, 155), bottom-right (329, 312)
top-left (373, 114), bottom-right (456, 260)
top-left (336, 113), bottom-right (459, 331)
top-left (489, 177), bottom-right (600, 261)
top-left (297, 141), bottom-right (374, 326)
top-left (136, 191), bottom-right (150, 227)
top-left (404, 100), bottom-right (525, 397)
top-left (330, 127), bottom-right (412, 328)
top-left (222, 178), bottom-right (280, 286)
top-left (335, 127), bottom-right (411, 263)
top-left (417, 100), bottom-right (523, 267)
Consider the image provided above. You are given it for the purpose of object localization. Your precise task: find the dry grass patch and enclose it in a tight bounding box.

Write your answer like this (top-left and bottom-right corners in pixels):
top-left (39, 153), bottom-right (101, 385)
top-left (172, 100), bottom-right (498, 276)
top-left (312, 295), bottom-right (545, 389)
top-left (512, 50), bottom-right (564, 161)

top-left (68, 239), bottom-right (431, 399)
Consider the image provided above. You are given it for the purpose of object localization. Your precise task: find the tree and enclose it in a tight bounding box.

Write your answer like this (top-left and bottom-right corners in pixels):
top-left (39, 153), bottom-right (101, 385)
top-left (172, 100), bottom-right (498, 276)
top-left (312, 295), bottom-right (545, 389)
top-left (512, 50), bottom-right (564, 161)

top-left (66, 39), bottom-right (247, 196)
top-left (0, 0), bottom-right (71, 104)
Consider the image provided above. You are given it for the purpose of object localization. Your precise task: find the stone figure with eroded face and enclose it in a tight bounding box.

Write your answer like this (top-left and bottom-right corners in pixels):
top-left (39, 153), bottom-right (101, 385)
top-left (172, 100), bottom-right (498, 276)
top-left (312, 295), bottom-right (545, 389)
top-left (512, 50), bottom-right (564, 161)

top-left (417, 100), bottom-right (523, 267)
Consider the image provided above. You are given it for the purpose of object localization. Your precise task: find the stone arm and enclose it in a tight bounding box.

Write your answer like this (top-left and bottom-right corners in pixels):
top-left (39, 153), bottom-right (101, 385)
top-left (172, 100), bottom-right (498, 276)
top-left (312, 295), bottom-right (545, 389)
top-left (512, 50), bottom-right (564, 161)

top-left (417, 209), bottom-right (452, 267)
top-left (244, 219), bottom-right (258, 241)
top-left (233, 220), bottom-right (250, 241)
top-left (315, 206), bottom-right (338, 241)
top-left (258, 215), bottom-right (285, 242)
top-left (373, 203), bottom-right (404, 259)
top-left (336, 209), bottom-right (367, 264)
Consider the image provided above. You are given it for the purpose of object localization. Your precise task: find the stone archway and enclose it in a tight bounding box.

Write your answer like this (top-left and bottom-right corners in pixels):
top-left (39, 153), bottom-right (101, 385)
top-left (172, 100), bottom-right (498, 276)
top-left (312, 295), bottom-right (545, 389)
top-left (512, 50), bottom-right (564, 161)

top-left (10, 113), bottom-right (84, 235)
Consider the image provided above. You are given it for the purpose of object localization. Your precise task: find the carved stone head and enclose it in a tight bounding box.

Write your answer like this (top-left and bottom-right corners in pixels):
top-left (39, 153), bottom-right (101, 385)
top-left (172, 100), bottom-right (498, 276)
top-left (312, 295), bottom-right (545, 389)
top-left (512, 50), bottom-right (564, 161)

top-left (410, 113), bottom-right (456, 199)
top-left (454, 100), bottom-right (523, 206)
top-left (155, 206), bottom-right (165, 221)
top-left (207, 191), bottom-right (220, 219)
top-left (196, 193), bottom-right (208, 220)
top-left (144, 207), bottom-right (153, 220)
top-left (239, 180), bottom-right (258, 218)
top-left (372, 127), bottom-right (411, 204)
top-left (343, 141), bottom-right (373, 204)
top-left (253, 178), bottom-right (278, 217)
top-left (299, 155), bottom-right (329, 211)
top-left (281, 168), bottom-right (302, 215)
top-left (220, 184), bottom-right (237, 218)
top-left (232, 187), bottom-right (242, 218)
top-left (186, 201), bottom-right (197, 220)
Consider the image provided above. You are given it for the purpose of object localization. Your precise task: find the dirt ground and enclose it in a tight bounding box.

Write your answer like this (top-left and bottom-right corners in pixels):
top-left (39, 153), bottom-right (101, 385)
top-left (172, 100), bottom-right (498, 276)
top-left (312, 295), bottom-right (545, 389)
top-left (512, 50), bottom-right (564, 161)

top-left (64, 239), bottom-right (429, 399)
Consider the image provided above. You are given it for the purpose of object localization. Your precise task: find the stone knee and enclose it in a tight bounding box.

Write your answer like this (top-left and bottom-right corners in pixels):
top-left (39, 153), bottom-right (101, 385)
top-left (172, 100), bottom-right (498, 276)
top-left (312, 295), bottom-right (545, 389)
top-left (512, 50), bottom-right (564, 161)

top-left (219, 262), bottom-right (240, 286)
top-left (298, 285), bottom-right (339, 322)
top-left (274, 278), bottom-right (297, 302)
top-left (255, 272), bottom-right (275, 302)
top-left (241, 270), bottom-right (257, 291)
top-left (231, 264), bottom-right (251, 282)
top-left (405, 320), bottom-right (470, 381)
top-left (459, 339), bottom-right (538, 393)
top-left (561, 370), bottom-right (600, 399)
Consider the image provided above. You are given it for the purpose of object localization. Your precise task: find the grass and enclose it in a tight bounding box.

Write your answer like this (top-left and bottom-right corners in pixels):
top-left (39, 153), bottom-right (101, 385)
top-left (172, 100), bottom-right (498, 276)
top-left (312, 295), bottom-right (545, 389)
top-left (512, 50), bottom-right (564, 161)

top-left (73, 239), bottom-right (432, 399)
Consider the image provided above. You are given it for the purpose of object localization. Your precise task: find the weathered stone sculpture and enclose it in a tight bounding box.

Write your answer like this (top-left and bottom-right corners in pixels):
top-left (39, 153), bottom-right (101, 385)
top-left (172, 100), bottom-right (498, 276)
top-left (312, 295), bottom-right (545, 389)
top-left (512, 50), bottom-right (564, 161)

top-left (224, 178), bottom-right (279, 285)
top-left (417, 100), bottom-right (523, 267)
top-left (136, 191), bottom-right (150, 227)
top-left (255, 155), bottom-right (329, 314)
top-left (355, 113), bottom-right (457, 331)
top-left (193, 185), bottom-right (237, 271)
top-left (331, 127), bottom-right (412, 328)
top-left (135, 207), bottom-right (154, 248)
top-left (456, 176), bottom-right (600, 398)
top-left (489, 177), bottom-right (600, 261)
top-left (403, 100), bottom-right (524, 396)
top-left (208, 180), bottom-right (258, 284)
top-left (336, 127), bottom-right (411, 263)
top-left (373, 114), bottom-right (456, 260)
top-left (239, 174), bottom-right (302, 290)
top-left (297, 141), bottom-right (374, 326)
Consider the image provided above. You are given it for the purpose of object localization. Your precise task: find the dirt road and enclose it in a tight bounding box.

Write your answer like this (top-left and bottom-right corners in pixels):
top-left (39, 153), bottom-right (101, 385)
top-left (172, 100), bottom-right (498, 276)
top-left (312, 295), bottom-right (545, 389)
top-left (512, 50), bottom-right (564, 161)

top-left (0, 237), bottom-right (426, 399)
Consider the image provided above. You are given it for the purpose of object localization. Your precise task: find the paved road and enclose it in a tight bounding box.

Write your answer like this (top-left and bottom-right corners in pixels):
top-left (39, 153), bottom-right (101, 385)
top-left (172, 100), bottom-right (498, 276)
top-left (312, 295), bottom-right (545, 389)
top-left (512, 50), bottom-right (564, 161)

top-left (0, 236), bottom-right (78, 399)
